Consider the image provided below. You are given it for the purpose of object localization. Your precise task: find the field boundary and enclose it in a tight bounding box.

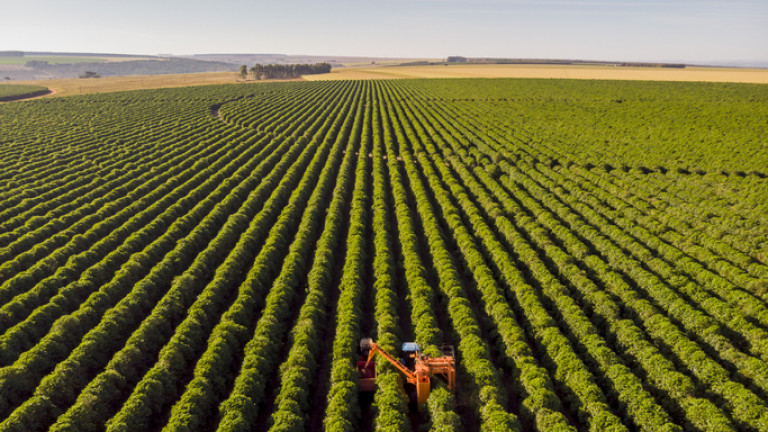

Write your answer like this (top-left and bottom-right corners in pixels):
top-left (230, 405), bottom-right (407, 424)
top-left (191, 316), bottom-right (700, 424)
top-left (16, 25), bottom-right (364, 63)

top-left (305, 64), bottom-right (768, 84)
top-left (0, 88), bottom-right (52, 102)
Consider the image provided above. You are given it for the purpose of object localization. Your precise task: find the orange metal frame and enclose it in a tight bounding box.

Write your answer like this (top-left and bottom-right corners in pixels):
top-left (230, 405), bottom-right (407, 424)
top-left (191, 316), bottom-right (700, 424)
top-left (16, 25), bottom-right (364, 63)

top-left (362, 342), bottom-right (456, 406)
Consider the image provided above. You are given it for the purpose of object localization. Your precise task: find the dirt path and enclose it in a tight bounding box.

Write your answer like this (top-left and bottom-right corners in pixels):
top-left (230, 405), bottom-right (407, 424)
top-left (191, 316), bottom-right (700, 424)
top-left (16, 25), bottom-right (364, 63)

top-left (210, 103), bottom-right (224, 121)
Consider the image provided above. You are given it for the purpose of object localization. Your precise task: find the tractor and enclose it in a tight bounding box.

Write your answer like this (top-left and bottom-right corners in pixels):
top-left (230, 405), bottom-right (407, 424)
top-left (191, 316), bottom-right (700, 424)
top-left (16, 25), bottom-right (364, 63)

top-left (357, 337), bottom-right (456, 409)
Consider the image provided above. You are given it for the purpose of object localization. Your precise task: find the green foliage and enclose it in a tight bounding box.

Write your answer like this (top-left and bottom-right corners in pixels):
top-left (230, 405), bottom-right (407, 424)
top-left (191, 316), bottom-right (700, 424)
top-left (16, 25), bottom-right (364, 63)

top-left (1, 78), bottom-right (766, 432)
top-left (0, 84), bottom-right (48, 101)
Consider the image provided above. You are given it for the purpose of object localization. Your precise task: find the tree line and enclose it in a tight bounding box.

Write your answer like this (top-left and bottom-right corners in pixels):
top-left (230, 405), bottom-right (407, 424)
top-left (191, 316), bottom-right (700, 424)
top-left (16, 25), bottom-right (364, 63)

top-left (239, 63), bottom-right (332, 80)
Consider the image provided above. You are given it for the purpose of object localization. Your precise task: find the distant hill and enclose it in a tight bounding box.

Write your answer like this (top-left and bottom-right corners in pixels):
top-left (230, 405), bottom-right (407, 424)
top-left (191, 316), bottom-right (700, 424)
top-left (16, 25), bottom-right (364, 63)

top-left (30, 58), bottom-right (235, 79)
top-left (697, 60), bottom-right (768, 69)
top-left (19, 51), bottom-right (154, 59)
top-left (1, 51), bottom-right (431, 81)
top-left (181, 54), bottom-right (428, 67)
top-left (0, 52), bottom-right (238, 80)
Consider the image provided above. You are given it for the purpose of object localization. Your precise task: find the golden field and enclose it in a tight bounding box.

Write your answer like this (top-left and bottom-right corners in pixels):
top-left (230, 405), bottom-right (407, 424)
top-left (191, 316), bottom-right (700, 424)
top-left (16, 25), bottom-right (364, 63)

top-left (305, 63), bottom-right (768, 84)
top-left (1, 72), bottom-right (248, 98)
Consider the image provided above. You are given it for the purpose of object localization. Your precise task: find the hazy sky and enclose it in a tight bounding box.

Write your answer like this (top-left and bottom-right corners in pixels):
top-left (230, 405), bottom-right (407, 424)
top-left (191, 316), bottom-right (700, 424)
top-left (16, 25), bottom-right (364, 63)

top-left (2, 0), bottom-right (766, 62)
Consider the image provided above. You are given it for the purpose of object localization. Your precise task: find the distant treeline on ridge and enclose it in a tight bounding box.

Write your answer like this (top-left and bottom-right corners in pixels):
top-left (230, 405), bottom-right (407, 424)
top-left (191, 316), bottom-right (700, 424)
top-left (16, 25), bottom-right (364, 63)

top-left (446, 56), bottom-right (686, 68)
top-left (241, 63), bottom-right (332, 80)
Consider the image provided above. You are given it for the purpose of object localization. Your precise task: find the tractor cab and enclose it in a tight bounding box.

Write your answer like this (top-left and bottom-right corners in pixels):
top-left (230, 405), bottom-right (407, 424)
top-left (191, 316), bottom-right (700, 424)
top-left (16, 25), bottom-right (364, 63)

top-left (400, 342), bottom-right (420, 370)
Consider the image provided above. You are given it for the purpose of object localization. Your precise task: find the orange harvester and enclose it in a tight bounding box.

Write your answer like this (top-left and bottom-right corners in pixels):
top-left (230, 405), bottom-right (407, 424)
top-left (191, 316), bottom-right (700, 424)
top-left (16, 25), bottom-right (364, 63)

top-left (357, 338), bottom-right (456, 408)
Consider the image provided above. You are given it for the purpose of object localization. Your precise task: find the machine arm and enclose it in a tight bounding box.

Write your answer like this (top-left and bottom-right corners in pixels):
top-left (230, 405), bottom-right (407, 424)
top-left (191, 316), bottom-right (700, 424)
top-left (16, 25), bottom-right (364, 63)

top-left (363, 342), bottom-right (418, 384)
top-left (358, 338), bottom-right (455, 408)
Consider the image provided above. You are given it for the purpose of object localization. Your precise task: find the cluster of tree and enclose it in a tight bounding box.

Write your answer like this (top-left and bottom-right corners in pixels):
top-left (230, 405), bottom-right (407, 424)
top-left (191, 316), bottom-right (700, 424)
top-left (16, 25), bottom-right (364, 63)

top-left (240, 62), bottom-right (332, 80)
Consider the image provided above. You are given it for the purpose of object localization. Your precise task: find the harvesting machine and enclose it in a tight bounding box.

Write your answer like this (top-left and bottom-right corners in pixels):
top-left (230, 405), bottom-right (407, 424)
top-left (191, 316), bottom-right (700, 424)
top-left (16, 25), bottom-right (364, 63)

top-left (357, 337), bottom-right (456, 409)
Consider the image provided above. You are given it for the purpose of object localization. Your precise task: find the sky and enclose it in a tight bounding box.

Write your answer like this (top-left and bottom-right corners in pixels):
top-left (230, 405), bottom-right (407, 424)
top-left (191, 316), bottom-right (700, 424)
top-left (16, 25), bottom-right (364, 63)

top-left (2, 0), bottom-right (766, 64)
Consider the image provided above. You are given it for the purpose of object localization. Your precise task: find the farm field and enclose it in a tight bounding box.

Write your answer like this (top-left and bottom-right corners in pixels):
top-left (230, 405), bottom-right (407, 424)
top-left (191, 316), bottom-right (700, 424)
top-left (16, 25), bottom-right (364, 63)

top-left (0, 72), bottom-right (251, 99)
top-left (306, 63), bottom-right (768, 84)
top-left (5, 62), bottom-right (768, 101)
top-left (0, 56), bottom-right (106, 65)
top-left (0, 78), bottom-right (767, 432)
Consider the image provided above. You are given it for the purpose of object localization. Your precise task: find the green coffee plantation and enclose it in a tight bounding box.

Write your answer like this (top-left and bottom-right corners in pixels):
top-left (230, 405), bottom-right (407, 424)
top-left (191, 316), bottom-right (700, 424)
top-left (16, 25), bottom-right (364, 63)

top-left (1, 78), bottom-right (767, 432)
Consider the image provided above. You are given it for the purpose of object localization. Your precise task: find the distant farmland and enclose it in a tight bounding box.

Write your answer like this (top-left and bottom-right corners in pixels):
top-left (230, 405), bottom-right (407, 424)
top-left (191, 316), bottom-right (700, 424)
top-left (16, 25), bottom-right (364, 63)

top-left (0, 56), bottom-right (107, 65)
top-left (305, 63), bottom-right (768, 84)
top-left (0, 79), bottom-right (767, 431)
top-left (0, 54), bottom-right (236, 81)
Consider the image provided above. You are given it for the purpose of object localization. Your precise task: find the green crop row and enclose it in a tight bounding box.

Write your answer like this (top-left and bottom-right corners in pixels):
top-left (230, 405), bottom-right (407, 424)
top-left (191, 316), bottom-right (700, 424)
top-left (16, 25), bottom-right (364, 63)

top-left (1, 79), bottom-right (766, 432)
top-left (215, 83), bottom-right (361, 432)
